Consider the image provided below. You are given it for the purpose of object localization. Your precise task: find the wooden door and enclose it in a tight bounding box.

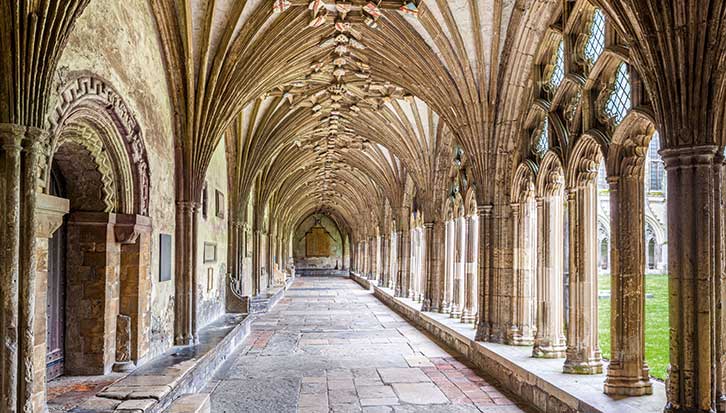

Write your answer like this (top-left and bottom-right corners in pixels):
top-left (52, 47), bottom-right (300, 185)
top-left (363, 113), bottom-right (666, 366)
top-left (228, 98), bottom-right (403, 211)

top-left (46, 220), bottom-right (66, 380)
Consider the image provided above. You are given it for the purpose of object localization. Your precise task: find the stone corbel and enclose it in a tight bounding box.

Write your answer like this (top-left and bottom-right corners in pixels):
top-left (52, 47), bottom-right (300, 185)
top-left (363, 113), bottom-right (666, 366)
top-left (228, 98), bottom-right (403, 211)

top-left (114, 214), bottom-right (152, 244)
top-left (35, 193), bottom-right (70, 238)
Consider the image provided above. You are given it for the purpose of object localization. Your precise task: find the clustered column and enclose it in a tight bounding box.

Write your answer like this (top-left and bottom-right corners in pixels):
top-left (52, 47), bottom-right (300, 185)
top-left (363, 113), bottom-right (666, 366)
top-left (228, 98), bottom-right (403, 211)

top-left (532, 175), bottom-right (567, 358)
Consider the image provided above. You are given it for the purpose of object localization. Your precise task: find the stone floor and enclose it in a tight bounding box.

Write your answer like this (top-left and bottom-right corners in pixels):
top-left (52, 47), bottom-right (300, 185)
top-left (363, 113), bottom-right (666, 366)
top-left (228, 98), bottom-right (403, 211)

top-left (207, 276), bottom-right (531, 413)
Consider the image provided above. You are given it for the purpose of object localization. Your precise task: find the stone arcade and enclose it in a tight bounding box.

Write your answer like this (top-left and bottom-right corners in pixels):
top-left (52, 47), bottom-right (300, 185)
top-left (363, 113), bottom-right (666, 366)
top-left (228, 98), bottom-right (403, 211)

top-left (0, 1), bottom-right (724, 412)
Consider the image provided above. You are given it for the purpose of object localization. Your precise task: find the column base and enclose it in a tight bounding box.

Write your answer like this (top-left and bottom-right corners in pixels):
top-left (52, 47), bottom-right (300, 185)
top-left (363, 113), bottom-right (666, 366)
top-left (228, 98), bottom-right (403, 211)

top-left (421, 299), bottom-right (434, 312)
top-left (112, 361), bottom-right (136, 373)
top-left (460, 310), bottom-right (475, 324)
top-left (663, 404), bottom-right (713, 413)
top-left (603, 372), bottom-right (652, 396)
top-left (505, 327), bottom-right (535, 346)
top-left (562, 357), bottom-right (603, 374)
top-left (438, 302), bottom-right (451, 314)
top-left (450, 306), bottom-right (462, 319)
top-left (474, 322), bottom-right (490, 341)
top-left (532, 343), bottom-right (566, 358)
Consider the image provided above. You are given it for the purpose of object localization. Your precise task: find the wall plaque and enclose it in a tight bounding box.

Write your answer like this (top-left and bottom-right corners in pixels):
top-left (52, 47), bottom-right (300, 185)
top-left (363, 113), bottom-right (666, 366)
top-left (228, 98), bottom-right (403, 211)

top-left (159, 233), bottom-right (172, 282)
top-left (203, 242), bottom-right (217, 263)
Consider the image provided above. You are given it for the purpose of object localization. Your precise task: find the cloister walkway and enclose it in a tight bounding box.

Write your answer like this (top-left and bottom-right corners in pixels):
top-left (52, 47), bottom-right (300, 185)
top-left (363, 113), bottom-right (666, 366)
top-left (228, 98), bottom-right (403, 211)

top-left (207, 276), bottom-right (531, 413)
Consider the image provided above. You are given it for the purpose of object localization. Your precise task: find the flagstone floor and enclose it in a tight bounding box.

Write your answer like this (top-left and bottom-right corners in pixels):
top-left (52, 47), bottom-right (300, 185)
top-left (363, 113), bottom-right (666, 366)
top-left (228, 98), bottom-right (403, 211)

top-left (207, 276), bottom-right (532, 413)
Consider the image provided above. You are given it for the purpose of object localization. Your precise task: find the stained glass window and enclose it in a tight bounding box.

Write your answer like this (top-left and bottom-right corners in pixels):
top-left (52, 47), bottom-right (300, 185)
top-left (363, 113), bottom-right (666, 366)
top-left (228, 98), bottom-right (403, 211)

top-left (548, 41), bottom-right (565, 90)
top-left (532, 117), bottom-right (549, 156)
top-left (584, 9), bottom-right (605, 63)
top-left (604, 63), bottom-right (631, 125)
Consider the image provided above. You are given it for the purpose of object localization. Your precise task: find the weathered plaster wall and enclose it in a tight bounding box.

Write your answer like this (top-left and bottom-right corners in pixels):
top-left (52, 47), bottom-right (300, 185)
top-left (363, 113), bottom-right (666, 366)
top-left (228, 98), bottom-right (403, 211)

top-left (52, 0), bottom-right (177, 359)
top-left (294, 215), bottom-right (343, 269)
top-left (197, 139), bottom-right (228, 328)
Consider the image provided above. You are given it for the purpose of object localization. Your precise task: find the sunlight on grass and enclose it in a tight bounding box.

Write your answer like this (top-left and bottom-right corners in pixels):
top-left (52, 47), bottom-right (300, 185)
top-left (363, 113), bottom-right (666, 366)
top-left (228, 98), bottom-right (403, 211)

top-left (597, 273), bottom-right (669, 380)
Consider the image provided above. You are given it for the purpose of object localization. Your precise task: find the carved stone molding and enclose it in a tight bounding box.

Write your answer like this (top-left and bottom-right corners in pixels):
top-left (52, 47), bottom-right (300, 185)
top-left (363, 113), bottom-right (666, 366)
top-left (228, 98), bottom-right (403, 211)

top-left (34, 193), bottom-right (70, 239)
top-left (48, 75), bottom-right (151, 216)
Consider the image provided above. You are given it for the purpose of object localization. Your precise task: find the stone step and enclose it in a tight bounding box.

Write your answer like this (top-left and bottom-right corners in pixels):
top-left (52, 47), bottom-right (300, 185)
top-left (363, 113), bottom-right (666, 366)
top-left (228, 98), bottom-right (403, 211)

top-left (163, 394), bottom-right (210, 413)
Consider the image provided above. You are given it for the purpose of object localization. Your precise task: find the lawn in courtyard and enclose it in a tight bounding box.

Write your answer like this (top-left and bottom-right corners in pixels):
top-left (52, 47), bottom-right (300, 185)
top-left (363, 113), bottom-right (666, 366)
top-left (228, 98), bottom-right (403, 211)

top-left (597, 273), bottom-right (669, 381)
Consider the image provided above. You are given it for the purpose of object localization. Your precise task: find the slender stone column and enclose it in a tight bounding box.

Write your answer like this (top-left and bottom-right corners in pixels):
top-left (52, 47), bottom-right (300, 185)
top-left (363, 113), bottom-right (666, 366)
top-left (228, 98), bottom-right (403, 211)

top-left (450, 217), bottom-right (464, 318)
top-left (368, 237), bottom-right (379, 281)
top-left (604, 156), bottom-right (652, 396)
top-left (661, 146), bottom-right (723, 412)
top-left (564, 174), bottom-right (603, 374)
top-left (462, 216), bottom-right (476, 323)
top-left (396, 230), bottom-right (408, 297)
top-left (380, 234), bottom-right (388, 285)
top-left (443, 220), bottom-right (454, 313)
top-left (507, 201), bottom-right (537, 345)
top-left (421, 222), bottom-right (437, 312)
top-left (532, 190), bottom-right (566, 358)
top-left (0, 125), bottom-right (23, 413)
top-left (409, 229), bottom-right (418, 299)
top-left (475, 205), bottom-right (493, 341)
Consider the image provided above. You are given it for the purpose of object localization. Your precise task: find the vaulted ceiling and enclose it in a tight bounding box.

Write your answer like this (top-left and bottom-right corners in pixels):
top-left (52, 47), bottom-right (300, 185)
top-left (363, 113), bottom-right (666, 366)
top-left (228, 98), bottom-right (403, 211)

top-left (148, 0), bottom-right (531, 232)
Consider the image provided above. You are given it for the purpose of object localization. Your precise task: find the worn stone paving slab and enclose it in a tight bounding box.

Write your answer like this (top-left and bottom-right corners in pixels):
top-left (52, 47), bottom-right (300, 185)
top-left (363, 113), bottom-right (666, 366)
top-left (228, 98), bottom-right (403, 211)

top-left (209, 276), bottom-right (531, 413)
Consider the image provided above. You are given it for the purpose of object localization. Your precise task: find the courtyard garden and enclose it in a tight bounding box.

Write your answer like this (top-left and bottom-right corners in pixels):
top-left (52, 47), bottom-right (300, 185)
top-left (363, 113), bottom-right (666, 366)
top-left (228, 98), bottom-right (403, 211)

top-left (597, 273), bottom-right (669, 381)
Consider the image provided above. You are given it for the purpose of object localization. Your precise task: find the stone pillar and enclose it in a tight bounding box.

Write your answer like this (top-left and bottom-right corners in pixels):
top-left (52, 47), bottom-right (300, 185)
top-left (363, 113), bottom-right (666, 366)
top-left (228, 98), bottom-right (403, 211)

top-left (410, 229), bottom-right (420, 300)
top-left (450, 217), bottom-right (464, 318)
top-left (371, 236), bottom-right (378, 281)
top-left (396, 230), bottom-right (408, 297)
top-left (0, 126), bottom-right (23, 413)
top-left (475, 205), bottom-right (493, 341)
top-left (603, 156), bottom-right (652, 396)
top-left (65, 212), bottom-right (121, 375)
top-left (661, 146), bottom-right (723, 412)
top-left (440, 220), bottom-right (453, 313)
top-left (32, 194), bottom-right (69, 413)
top-left (174, 201), bottom-right (196, 345)
top-left (421, 222), bottom-right (437, 312)
top-left (378, 233), bottom-right (388, 286)
top-left (564, 174), bottom-right (603, 374)
top-left (462, 216), bottom-right (476, 323)
top-left (532, 189), bottom-right (566, 358)
top-left (507, 201), bottom-right (536, 345)
top-left (114, 214), bottom-right (153, 366)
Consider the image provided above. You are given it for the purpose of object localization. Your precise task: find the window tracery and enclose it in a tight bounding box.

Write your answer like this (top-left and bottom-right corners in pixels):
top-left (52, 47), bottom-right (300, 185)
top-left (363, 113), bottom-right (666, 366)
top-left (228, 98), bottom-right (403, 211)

top-left (584, 9), bottom-right (606, 64)
top-left (545, 41), bottom-right (565, 93)
top-left (532, 117), bottom-right (549, 157)
top-left (603, 63), bottom-right (631, 126)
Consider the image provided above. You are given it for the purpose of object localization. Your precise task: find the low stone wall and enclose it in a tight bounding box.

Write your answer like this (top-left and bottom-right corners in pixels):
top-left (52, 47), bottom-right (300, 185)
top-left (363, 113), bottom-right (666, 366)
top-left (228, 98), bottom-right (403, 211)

top-left (349, 273), bottom-right (665, 413)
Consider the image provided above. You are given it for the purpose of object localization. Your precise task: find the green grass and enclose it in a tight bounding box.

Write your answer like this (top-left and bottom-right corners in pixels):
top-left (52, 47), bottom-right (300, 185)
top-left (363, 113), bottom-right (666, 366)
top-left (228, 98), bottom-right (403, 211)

top-left (597, 273), bottom-right (669, 381)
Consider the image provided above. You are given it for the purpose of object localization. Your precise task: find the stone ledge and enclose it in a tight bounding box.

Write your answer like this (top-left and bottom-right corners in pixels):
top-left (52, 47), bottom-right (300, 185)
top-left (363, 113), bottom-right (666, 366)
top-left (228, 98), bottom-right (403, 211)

top-left (349, 273), bottom-right (667, 413)
top-left (72, 313), bottom-right (252, 413)
top-left (249, 275), bottom-right (295, 314)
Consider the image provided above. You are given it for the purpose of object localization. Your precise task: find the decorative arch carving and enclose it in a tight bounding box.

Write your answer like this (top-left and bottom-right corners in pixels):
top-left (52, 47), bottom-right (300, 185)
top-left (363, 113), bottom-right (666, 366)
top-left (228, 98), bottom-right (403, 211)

top-left (48, 74), bottom-right (151, 216)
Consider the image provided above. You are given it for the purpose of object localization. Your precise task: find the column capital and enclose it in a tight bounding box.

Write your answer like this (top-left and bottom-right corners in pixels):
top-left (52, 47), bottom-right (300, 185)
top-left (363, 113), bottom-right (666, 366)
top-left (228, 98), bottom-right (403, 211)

top-left (661, 145), bottom-right (720, 169)
top-left (476, 204), bottom-right (493, 217)
top-left (35, 193), bottom-right (69, 238)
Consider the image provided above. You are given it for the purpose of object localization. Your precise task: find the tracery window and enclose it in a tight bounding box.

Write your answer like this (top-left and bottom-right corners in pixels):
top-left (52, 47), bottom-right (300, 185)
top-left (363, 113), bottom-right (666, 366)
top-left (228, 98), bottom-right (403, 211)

top-left (548, 41), bottom-right (565, 90)
top-left (584, 9), bottom-right (605, 63)
top-left (604, 63), bottom-right (631, 125)
top-left (532, 117), bottom-right (549, 157)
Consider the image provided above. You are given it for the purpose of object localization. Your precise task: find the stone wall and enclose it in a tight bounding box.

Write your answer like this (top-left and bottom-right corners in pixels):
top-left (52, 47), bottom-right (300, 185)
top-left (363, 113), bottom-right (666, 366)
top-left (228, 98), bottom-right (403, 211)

top-left (197, 139), bottom-right (229, 328)
top-left (293, 215), bottom-right (343, 269)
top-left (52, 0), bottom-right (177, 359)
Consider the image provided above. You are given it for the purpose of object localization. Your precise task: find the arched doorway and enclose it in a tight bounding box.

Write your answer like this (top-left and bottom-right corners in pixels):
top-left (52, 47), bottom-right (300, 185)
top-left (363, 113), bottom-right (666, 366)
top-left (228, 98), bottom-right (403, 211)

top-left (43, 75), bottom-right (152, 379)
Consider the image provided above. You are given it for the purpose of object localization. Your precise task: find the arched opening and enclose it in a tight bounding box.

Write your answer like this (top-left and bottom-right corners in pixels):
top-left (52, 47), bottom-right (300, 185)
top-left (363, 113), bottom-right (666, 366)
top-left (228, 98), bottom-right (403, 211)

top-left (43, 76), bottom-right (153, 380)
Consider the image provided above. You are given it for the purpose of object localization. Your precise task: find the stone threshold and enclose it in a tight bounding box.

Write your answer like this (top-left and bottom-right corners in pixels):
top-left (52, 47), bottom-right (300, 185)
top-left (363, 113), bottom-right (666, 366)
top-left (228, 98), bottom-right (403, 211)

top-left (349, 272), bottom-right (667, 413)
